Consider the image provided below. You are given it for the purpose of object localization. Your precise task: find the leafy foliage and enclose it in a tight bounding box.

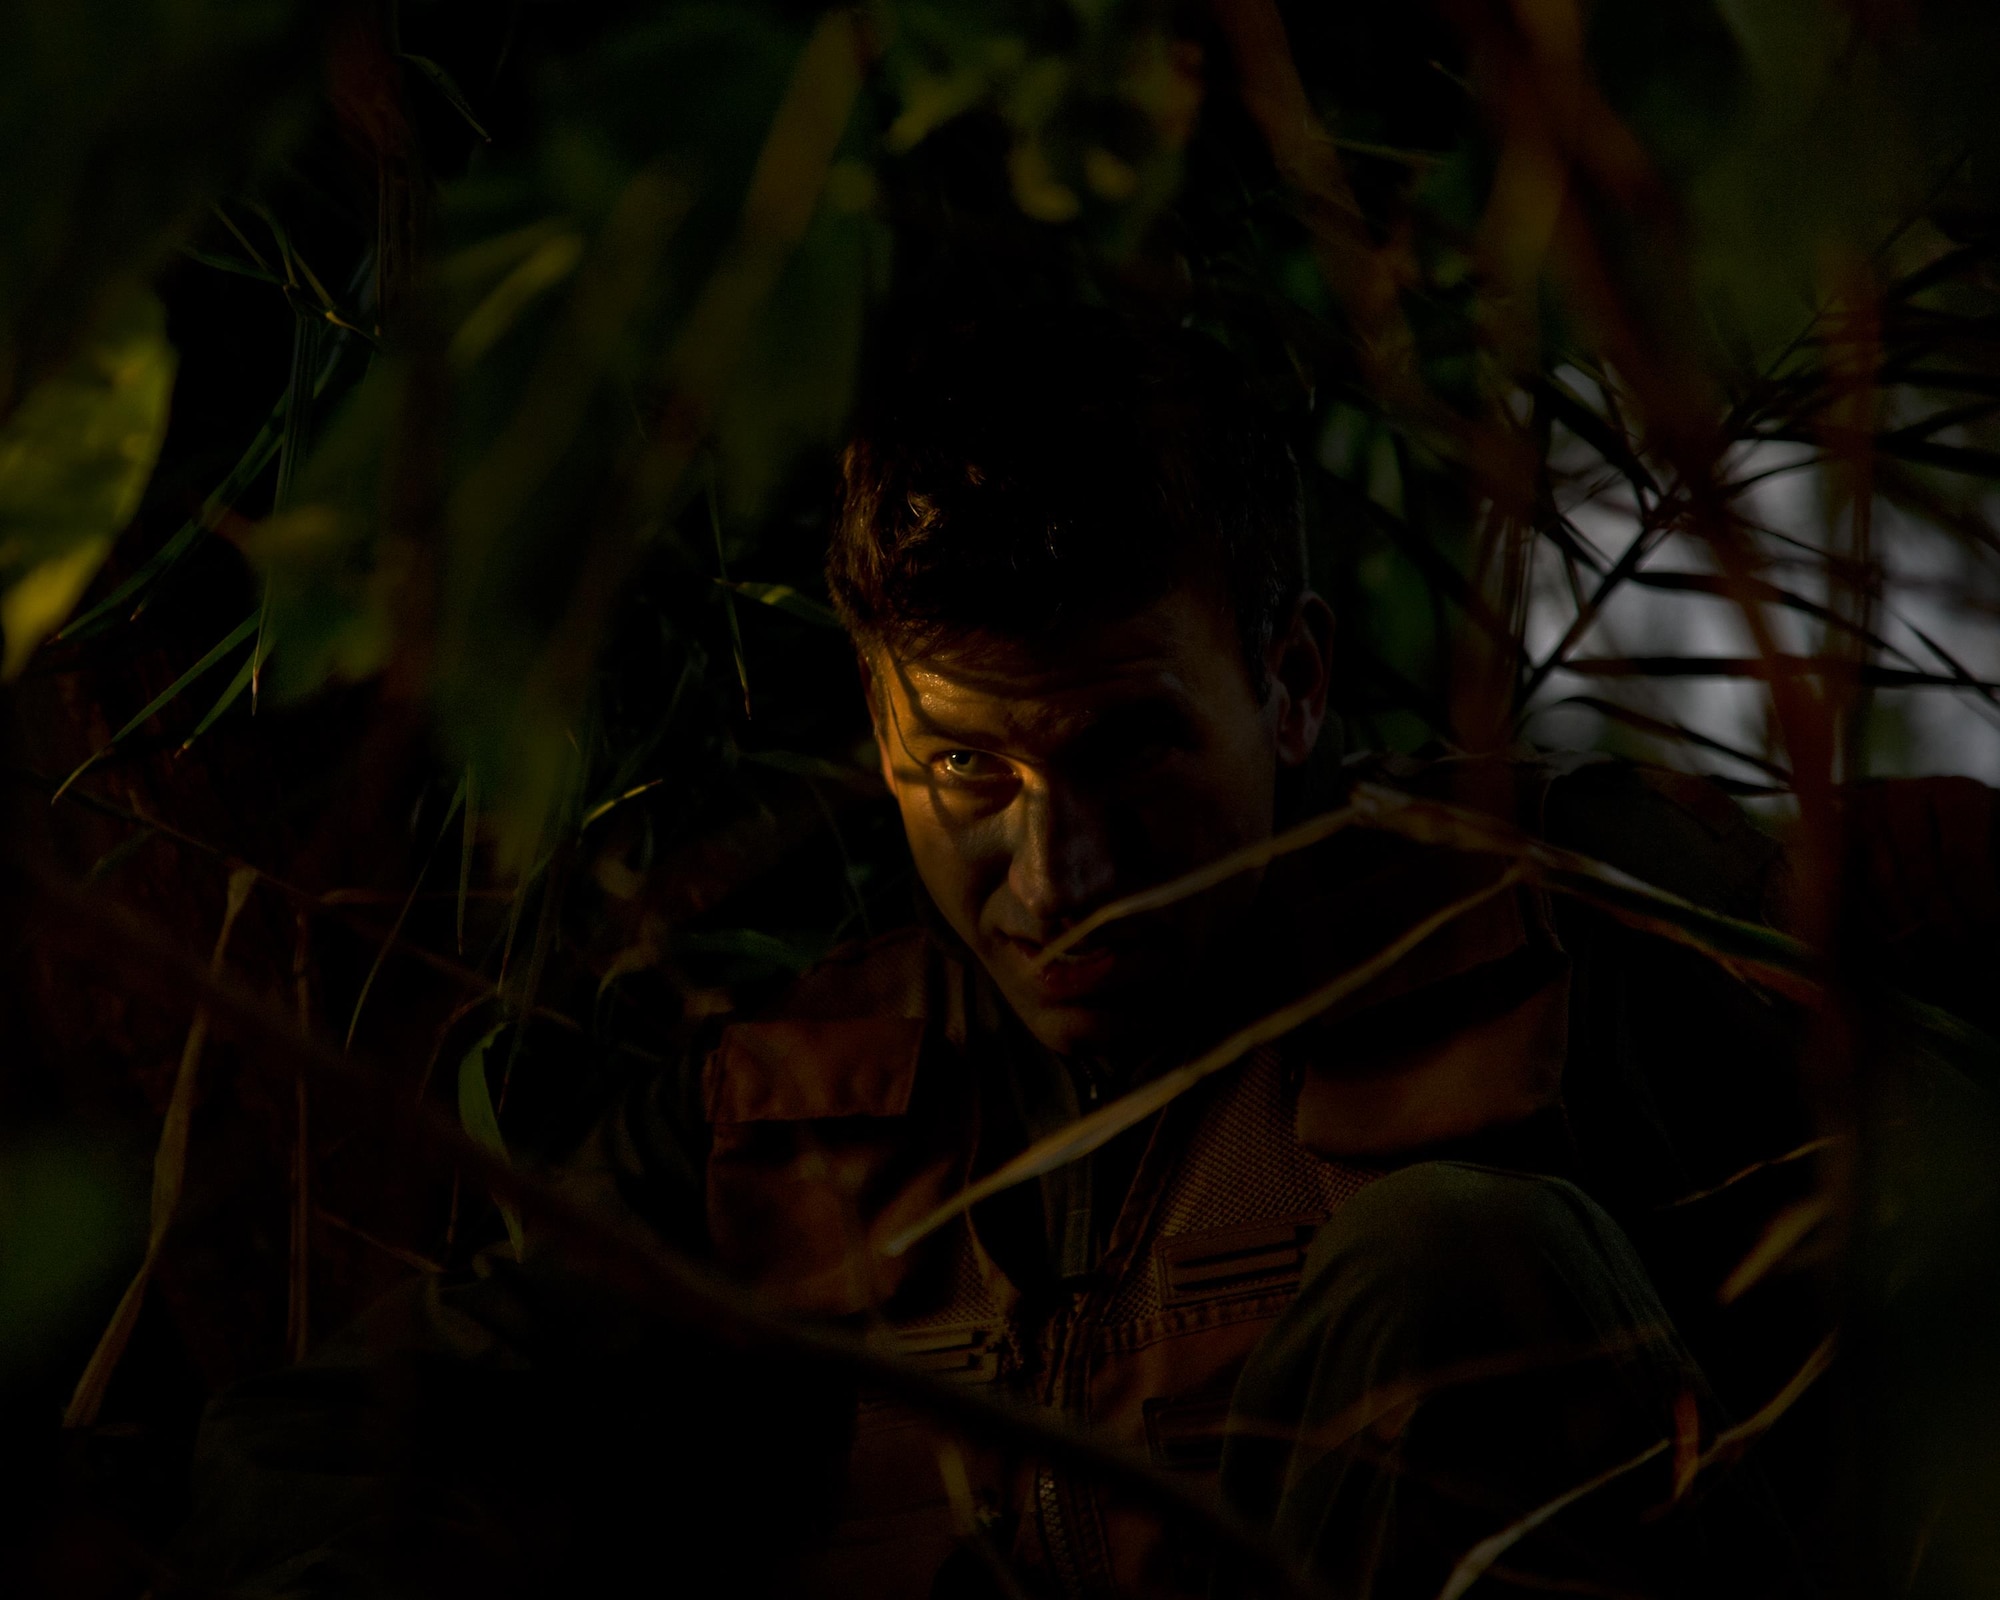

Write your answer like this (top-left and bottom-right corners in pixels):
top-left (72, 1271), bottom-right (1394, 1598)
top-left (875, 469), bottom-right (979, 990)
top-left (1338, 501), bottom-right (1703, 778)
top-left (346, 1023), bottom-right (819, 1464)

top-left (6, 1), bottom-right (2000, 1596)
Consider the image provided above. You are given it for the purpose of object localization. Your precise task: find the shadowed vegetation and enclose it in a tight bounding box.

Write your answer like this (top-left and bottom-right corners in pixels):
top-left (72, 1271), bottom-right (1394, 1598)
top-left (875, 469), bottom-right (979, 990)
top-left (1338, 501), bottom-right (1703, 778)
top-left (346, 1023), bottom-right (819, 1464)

top-left (5, 1), bottom-right (2000, 1596)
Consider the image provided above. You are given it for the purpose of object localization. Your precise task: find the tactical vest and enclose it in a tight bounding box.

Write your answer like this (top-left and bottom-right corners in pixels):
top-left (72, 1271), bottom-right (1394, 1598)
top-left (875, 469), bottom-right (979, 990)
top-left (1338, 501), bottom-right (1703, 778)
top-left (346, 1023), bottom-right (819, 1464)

top-left (706, 954), bottom-right (1373, 1597)
top-left (700, 772), bottom-right (1575, 1598)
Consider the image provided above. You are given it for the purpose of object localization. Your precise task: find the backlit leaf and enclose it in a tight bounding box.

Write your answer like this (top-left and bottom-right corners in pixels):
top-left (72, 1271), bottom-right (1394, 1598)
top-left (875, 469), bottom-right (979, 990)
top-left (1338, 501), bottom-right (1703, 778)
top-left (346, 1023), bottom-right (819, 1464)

top-left (0, 287), bottom-right (176, 677)
top-left (456, 1026), bottom-right (525, 1260)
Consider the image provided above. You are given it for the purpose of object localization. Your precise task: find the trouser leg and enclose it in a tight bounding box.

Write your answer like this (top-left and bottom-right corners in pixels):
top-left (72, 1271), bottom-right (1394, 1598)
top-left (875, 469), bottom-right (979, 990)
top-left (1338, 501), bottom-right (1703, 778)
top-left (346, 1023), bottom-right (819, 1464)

top-left (1218, 1161), bottom-right (1808, 1600)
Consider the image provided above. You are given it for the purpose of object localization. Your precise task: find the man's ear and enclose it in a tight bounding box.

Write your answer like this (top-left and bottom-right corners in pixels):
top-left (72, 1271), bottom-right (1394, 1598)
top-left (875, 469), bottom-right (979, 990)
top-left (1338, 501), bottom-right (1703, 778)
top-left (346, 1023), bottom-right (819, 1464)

top-left (1268, 592), bottom-right (1334, 769)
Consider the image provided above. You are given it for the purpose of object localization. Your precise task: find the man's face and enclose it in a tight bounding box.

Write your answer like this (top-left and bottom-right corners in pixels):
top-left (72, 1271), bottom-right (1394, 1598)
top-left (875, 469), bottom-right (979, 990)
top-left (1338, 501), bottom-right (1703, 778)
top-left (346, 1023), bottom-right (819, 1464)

top-left (866, 584), bottom-right (1330, 1059)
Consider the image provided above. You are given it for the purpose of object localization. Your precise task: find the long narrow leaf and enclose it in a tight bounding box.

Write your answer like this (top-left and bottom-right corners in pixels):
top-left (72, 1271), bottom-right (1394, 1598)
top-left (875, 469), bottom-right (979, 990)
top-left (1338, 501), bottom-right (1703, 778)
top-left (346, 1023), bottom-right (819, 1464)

top-left (1538, 694), bottom-right (1791, 781)
top-left (399, 52), bottom-right (493, 142)
top-left (711, 477), bottom-right (751, 716)
top-left (456, 1026), bottom-right (525, 1259)
top-left (1039, 804), bottom-right (1362, 966)
top-left (715, 578), bottom-right (842, 629)
top-left (56, 331), bottom-right (346, 642)
top-left (344, 779), bottom-right (468, 1050)
top-left (53, 611), bottom-right (259, 800)
top-left (1717, 1195), bottom-right (1834, 1305)
top-left (457, 764), bottom-right (479, 955)
top-left (1437, 1439), bottom-right (1671, 1600)
top-left (1558, 655), bottom-right (2000, 689)
top-left (1626, 570), bottom-right (1915, 667)
top-left (1044, 782), bottom-right (1826, 1005)
top-left (178, 650), bottom-right (256, 751)
top-left (64, 867), bottom-right (257, 1427)
top-left (1694, 1335), bottom-right (1838, 1474)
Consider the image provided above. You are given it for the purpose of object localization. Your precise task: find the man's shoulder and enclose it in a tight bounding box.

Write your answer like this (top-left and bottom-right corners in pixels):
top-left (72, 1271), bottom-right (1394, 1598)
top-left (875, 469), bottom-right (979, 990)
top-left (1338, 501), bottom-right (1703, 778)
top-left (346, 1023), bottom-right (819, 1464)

top-left (1343, 748), bottom-right (1787, 920)
top-left (700, 924), bottom-right (959, 1128)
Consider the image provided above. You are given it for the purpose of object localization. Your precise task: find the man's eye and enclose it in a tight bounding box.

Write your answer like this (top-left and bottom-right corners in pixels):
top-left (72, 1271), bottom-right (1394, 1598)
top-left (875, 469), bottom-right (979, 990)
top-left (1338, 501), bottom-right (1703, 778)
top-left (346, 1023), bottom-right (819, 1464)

top-left (935, 750), bottom-right (1006, 782)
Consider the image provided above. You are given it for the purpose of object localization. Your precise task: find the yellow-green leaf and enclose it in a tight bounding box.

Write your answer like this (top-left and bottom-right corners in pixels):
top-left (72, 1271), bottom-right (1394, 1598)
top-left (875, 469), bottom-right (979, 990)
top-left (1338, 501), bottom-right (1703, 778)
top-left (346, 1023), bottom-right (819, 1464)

top-left (0, 287), bottom-right (176, 678)
top-left (456, 1026), bottom-right (525, 1260)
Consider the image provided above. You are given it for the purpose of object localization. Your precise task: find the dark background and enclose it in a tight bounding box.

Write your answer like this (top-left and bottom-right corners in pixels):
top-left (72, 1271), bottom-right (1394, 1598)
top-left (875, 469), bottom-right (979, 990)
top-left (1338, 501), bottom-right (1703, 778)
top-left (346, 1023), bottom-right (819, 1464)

top-left (5, 1), bottom-right (2000, 1594)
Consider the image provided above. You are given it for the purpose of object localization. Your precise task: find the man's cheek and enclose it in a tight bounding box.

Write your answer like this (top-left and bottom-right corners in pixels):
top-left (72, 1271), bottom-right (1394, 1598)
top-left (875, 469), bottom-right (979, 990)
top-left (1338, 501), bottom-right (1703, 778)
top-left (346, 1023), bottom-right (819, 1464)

top-left (901, 814), bottom-right (993, 928)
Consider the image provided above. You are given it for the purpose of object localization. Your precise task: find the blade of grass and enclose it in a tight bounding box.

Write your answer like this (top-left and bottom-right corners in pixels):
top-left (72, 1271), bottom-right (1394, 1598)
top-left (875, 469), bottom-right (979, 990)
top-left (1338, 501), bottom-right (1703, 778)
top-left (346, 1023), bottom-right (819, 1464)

top-left (1436, 1439), bottom-right (1671, 1600)
top-left (53, 611), bottom-right (258, 801)
top-left (210, 202), bottom-right (273, 275)
top-left (448, 230), bottom-right (584, 368)
top-left (399, 52), bottom-right (493, 142)
top-left (252, 299), bottom-right (325, 713)
top-left (498, 842), bottom-right (570, 1110)
top-left (1519, 508), bottom-right (1672, 707)
top-left (1535, 373), bottom-right (1659, 496)
top-left (1346, 785), bottom-right (1826, 1001)
top-left (457, 763), bottom-right (478, 955)
top-left (586, 650), bottom-right (698, 817)
top-left (1557, 655), bottom-right (2000, 689)
top-left (58, 323), bottom-right (348, 643)
top-left (1717, 1194), bottom-right (1835, 1305)
top-left (58, 420), bottom-right (280, 639)
top-left (64, 866), bottom-right (258, 1427)
top-left (177, 246), bottom-right (283, 285)
top-left (1626, 570), bottom-right (1915, 665)
top-left (344, 778), bottom-right (468, 1051)
top-left (579, 777), bottom-right (666, 831)
top-left (887, 868), bottom-right (1525, 1257)
top-left (177, 647), bottom-right (257, 752)
top-left (456, 1025), bottom-right (524, 1259)
top-left (715, 578), bottom-right (842, 629)
top-left (1532, 694), bottom-right (1791, 782)
top-left (1043, 782), bottom-right (1828, 1004)
top-left (711, 474), bottom-right (751, 716)
top-left (1693, 1334), bottom-right (1837, 1474)
top-left (1661, 1135), bottom-right (1844, 1209)
top-left (1038, 805), bottom-right (1363, 967)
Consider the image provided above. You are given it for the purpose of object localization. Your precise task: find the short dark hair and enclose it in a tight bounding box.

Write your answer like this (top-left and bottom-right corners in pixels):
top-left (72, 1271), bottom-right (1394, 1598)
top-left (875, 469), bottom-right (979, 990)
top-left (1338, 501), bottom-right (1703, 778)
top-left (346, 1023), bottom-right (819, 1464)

top-left (826, 310), bottom-right (1306, 685)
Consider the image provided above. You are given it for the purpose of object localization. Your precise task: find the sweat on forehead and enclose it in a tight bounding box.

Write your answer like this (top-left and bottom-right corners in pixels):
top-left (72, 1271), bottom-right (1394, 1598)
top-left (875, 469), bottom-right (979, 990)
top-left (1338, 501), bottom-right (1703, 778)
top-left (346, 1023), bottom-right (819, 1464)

top-left (860, 577), bottom-right (1258, 715)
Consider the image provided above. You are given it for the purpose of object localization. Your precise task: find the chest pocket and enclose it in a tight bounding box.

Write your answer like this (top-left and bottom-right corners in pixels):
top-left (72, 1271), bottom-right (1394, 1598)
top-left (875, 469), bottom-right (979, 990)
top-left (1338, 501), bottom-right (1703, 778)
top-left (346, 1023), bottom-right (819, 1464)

top-left (1155, 1215), bottom-right (1322, 1307)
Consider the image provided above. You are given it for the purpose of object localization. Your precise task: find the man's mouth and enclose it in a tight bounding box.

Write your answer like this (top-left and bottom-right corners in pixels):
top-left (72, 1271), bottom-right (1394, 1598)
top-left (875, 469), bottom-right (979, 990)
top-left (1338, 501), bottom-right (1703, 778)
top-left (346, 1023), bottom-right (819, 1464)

top-left (1020, 941), bottom-right (1122, 1002)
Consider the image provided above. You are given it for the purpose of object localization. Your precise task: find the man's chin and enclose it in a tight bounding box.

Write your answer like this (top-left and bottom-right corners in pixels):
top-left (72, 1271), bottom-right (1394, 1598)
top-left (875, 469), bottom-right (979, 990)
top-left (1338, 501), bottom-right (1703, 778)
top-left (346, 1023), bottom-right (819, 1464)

top-left (1008, 988), bottom-right (1161, 1062)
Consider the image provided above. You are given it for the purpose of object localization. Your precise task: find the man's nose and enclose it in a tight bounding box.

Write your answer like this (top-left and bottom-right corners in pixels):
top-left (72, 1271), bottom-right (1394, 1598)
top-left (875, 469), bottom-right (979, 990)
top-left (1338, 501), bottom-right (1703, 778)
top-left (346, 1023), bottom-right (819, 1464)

top-left (1008, 781), bottom-right (1117, 931)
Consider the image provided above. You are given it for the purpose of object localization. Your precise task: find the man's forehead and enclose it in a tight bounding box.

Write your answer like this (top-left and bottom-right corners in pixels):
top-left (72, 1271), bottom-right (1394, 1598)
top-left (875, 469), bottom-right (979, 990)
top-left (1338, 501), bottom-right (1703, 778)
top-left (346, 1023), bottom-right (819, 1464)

top-left (868, 596), bottom-right (1230, 733)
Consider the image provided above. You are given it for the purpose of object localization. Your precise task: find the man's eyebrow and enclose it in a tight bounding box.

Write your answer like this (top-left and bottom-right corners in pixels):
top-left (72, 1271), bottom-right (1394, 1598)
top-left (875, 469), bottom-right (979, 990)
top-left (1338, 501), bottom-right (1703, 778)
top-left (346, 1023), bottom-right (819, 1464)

top-left (891, 696), bottom-right (1002, 746)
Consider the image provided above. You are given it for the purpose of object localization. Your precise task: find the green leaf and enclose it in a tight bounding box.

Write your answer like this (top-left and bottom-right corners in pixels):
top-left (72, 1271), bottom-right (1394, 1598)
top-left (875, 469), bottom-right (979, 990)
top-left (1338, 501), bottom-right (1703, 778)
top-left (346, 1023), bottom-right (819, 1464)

top-left (177, 649), bottom-right (257, 753)
top-left (399, 53), bottom-right (493, 143)
top-left (715, 578), bottom-right (843, 629)
top-left (456, 1026), bottom-right (525, 1260)
top-left (54, 610), bottom-right (258, 800)
top-left (0, 288), bottom-right (176, 678)
top-left (345, 778), bottom-right (467, 1050)
top-left (54, 353), bottom-right (337, 641)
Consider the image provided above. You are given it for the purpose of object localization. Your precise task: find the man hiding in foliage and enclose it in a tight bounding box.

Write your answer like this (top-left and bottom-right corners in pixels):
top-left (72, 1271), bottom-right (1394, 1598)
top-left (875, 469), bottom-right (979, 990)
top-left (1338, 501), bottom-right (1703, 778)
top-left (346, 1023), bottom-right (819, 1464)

top-left (182, 313), bottom-right (1836, 1599)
